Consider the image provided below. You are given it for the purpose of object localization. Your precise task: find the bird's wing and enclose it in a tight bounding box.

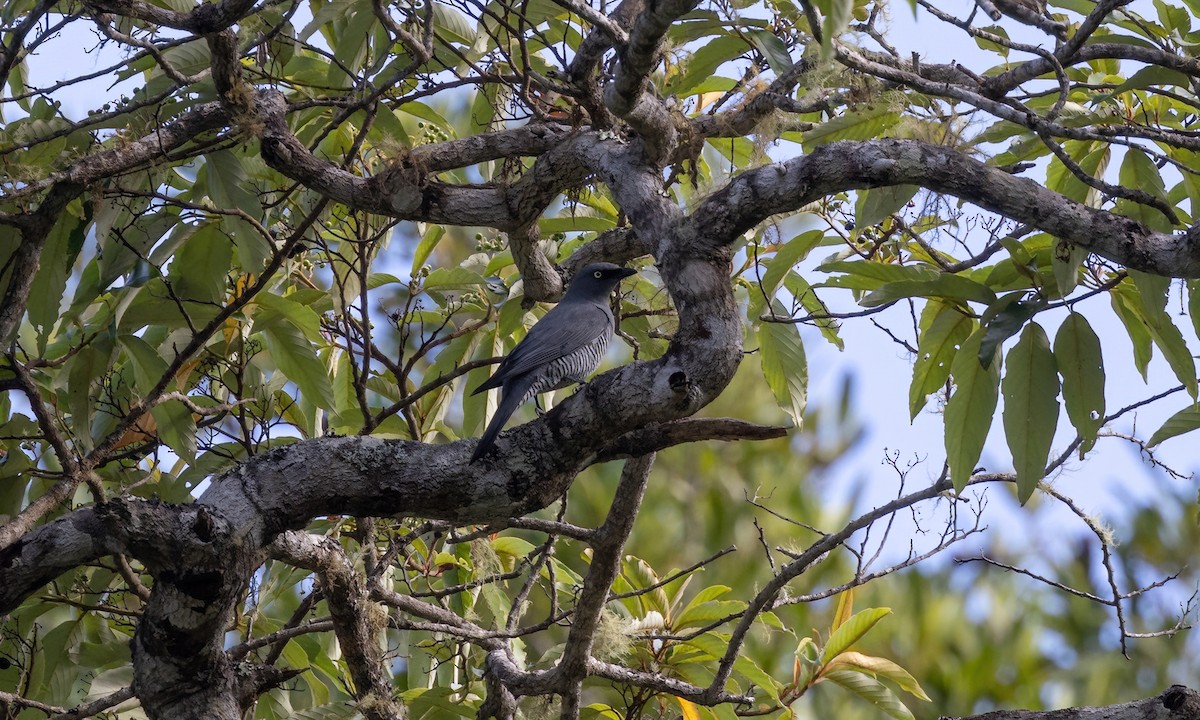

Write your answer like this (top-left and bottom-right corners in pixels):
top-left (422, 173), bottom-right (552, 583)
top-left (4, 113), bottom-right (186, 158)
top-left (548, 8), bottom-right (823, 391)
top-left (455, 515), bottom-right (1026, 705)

top-left (488, 302), bottom-right (611, 384)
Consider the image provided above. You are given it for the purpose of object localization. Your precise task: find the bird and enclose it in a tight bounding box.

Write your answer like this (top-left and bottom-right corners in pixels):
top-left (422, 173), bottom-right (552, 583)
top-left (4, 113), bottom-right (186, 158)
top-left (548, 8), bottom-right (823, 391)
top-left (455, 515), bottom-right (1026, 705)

top-left (469, 262), bottom-right (637, 462)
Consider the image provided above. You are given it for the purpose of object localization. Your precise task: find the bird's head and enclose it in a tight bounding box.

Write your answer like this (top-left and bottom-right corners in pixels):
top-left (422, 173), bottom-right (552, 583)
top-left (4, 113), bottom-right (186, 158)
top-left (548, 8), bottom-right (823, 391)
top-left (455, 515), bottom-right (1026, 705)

top-left (566, 262), bottom-right (637, 300)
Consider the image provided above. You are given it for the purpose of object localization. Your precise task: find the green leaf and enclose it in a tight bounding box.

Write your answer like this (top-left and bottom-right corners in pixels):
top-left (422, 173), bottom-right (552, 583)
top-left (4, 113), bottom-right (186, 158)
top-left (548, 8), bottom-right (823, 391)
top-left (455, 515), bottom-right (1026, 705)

top-left (910, 302), bottom-right (974, 419)
top-left (758, 305), bottom-right (808, 428)
top-left (254, 293), bottom-right (326, 343)
top-left (1053, 241), bottom-right (1089, 297)
top-left (424, 267), bottom-right (487, 290)
top-left (200, 150), bottom-right (269, 269)
top-left (746, 29), bottom-right (792, 73)
top-left (817, 0), bottom-right (854, 59)
top-left (539, 215), bottom-right (617, 234)
top-left (978, 294), bottom-right (1045, 367)
top-left (855, 185), bottom-right (919, 228)
top-left (667, 35), bottom-right (749, 97)
top-left (120, 335), bottom-right (171, 395)
top-left (1110, 283), bottom-right (1153, 381)
top-left (784, 273), bottom-right (843, 350)
top-left (1002, 323), bottom-right (1060, 503)
top-left (674, 600), bottom-right (747, 630)
top-left (1127, 272), bottom-right (1197, 398)
top-left (1147, 405), bottom-right (1200, 446)
top-left (1053, 313), bottom-right (1105, 454)
top-left (1111, 65), bottom-right (1191, 95)
top-left (818, 261), bottom-right (937, 291)
top-left (1114, 148), bottom-right (1172, 232)
top-left (759, 230), bottom-right (824, 298)
top-left (974, 25), bottom-right (1010, 58)
top-left (412, 224), bottom-right (445, 276)
top-left (822, 607), bottom-right (891, 664)
top-left (28, 210), bottom-right (85, 343)
top-left (861, 275), bottom-right (996, 308)
top-left (1189, 279), bottom-right (1200, 343)
top-left (824, 669), bottom-right (916, 720)
top-left (150, 400), bottom-right (198, 464)
top-left (169, 223), bottom-right (233, 304)
top-left (803, 108), bottom-right (900, 152)
top-left (1045, 141), bottom-right (1109, 206)
top-left (256, 315), bottom-right (336, 411)
top-left (734, 654), bottom-right (783, 704)
top-left (945, 329), bottom-right (1000, 491)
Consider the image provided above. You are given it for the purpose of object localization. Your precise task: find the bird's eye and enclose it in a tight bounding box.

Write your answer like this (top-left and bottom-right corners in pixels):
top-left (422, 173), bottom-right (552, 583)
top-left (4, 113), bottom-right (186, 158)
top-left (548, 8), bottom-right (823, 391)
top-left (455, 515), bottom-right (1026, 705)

top-left (593, 270), bottom-right (602, 278)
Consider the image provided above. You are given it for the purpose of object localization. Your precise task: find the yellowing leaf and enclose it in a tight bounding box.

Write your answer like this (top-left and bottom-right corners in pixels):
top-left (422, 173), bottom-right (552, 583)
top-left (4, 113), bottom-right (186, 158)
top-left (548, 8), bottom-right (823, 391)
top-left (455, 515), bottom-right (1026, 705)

top-left (676, 698), bottom-right (703, 720)
top-left (826, 651), bottom-right (931, 702)
top-left (823, 668), bottom-right (916, 720)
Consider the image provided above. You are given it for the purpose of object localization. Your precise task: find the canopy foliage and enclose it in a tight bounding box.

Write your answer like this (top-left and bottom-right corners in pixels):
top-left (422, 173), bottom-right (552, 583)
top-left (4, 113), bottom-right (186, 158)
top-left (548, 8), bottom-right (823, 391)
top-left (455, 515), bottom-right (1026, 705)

top-left (1, 0), bottom-right (1199, 717)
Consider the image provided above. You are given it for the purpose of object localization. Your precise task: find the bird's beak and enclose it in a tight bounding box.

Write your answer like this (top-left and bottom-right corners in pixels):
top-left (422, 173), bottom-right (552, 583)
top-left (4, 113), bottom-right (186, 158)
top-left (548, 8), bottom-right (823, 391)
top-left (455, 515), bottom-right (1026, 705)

top-left (617, 267), bottom-right (637, 279)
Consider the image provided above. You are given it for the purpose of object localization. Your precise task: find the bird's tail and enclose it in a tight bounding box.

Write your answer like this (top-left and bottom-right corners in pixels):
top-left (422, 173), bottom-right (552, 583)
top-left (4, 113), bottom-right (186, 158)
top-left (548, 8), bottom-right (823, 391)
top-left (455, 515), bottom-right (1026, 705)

top-left (470, 376), bottom-right (535, 463)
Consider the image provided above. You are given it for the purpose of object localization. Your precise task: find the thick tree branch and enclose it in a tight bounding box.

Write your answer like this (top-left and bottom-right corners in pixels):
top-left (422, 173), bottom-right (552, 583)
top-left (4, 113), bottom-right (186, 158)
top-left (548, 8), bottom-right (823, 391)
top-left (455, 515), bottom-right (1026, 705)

top-left (946, 685), bottom-right (1200, 720)
top-left (270, 532), bottom-right (404, 720)
top-left (689, 139), bottom-right (1200, 277)
top-left (556, 454), bottom-right (654, 719)
top-left (603, 0), bottom-right (700, 162)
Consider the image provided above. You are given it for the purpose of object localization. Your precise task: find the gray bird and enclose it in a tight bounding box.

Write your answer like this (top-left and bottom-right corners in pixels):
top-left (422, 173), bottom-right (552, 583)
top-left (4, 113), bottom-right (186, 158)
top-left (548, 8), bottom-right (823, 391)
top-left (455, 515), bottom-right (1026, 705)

top-left (470, 263), bottom-right (636, 462)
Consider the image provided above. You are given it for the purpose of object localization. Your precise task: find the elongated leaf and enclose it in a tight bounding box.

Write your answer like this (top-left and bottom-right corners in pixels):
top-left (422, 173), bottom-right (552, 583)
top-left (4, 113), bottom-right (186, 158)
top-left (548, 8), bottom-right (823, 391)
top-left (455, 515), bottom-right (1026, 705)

top-left (28, 211), bottom-right (85, 343)
top-left (855, 185), bottom-right (919, 228)
top-left (675, 698), bottom-right (705, 720)
top-left (1053, 243), bottom-right (1089, 297)
top-left (734, 654), bottom-right (783, 703)
top-left (667, 35), bottom-right (748, 97)
top-left (674, 600), bottom-right (746, 630)
top-left (150, 401), bottom-right (198, 464)
top-left (823, 669), bottom-right (915, 720)
top-left (169, 222), bottom-right (233, 305)
top-left (822, 607), bottom-right (891, 664)
top-left (1053, 313), bottom-right (1105, 454)
top-left (1114, 148), bottom-right (1172, 232)
top-left (910, 302), bottom-right (974, 419)
top-left (945, 330), bottom-right (1001, 491)
top-left (412, 224), bottom-right (444, 275)
top-left (861, 275), bottom-right (996, 308)
top-left (258, 318), bottom-right (336, 411)
top-left (746, 29), bottom-right (792, 72)
top-left (254, 292), bottom-right (325, 343)
top-left (818, 261), bottom-right (937, 290)
top-left (803, 108), bottom-right (899, 152)
top-left (978, 293), bottom-right (1045, 367)
top-left (1002, 323), bottom-right (1060, 503)
top-left (1147, 405), bottom-right (1200, 446)
top-left (817, 0), bottom-right (854, 59)
top-left (1190, 280), bottom-right (1200, 343)
top-left (1110, 284), bottom-right (1153, 380)
top-left (1045, 141), bottom-right (1108, 206)
top-left (760, 230), bottom-right (824, 297)
top-left (826, 651), bottom-right (931, 702)
top-left (424, 267), bottom-right (487, 290)
top-left (1126, 273), bottom-right (1197, 398)
top-left (784, 273), bottom-right (843, 350)
top-left (759, 305), bottom-right (808, 428)
top-left (832, 587), bottom-right (854, 632)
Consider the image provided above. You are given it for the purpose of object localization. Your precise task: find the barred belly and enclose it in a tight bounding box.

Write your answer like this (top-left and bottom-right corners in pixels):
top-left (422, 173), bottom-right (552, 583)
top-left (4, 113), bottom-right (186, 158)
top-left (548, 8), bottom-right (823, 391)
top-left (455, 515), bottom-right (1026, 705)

top-left (520, 332), bottom-right (611, 403)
